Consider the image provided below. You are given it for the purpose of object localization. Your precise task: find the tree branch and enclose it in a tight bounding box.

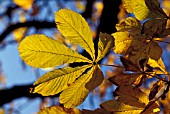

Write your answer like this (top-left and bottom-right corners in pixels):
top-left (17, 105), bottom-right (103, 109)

top-left (0, 21), bottom-right (56, 43)
top-left (0, 83), bottom-right (58, 106)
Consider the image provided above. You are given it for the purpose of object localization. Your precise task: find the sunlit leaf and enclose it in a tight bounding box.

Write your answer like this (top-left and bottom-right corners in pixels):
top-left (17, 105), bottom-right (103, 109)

top-left (122, 0), bottom-right (150, 20)
top-left (100, 100), bottom-right (143, 113)
top-left (148, 58), bottom-right (167, 73)
top-left (59, 66), bottom-right (95, 108)
top-left (13, 27), bottom-right (27, 42)
top-left (112, 31), bottom-right (142, 54)
top-left (32, 65), bottom-right (91, 96)
top-left (114, 85), bottom-right (149, 108)
top-left (109, 73), bottom-right (141, 86)
top-left (141, 101), bottom-right (160, 114)
top-left (82, 108), bottom-right (110, 114)
top-left (55, 9), bottom-right (95, 60)
top-left (13, 0), bottom-right (34, 10)
top-left (122, 0), bottom-right (167, 20)
top-left (149, 80), bottom-right (164, 100)
top-left (38, 106), bottom-right (82, 114)
top-left (116, 17), bottom-right (142, 31)
top-left (96, 33), bottom-right (114, 62)
top-left (18, 34), bottom-right (91, 68)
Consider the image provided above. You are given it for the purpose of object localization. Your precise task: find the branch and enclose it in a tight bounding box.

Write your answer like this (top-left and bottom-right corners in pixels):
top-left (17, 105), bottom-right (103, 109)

top-left (0, 21), bottom-right (56, 43)
top-left (0, 83), bottom-right (59, 106)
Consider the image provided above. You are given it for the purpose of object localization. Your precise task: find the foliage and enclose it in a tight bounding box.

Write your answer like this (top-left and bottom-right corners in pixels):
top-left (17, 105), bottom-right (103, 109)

top-left (17, 0), bottom-right (170, 113)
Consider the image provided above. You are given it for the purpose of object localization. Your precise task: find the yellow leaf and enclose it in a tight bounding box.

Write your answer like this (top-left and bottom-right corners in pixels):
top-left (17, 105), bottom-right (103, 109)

top-left (55, 9), bottom-right (95, 60)
top-left (13, 0), bottom-right (34, 10)
top-left (59, 66), bottom-right (95, 108)
top-left (112, 31), bottom-right (142, 54)
top-left (148, 58), bottom-right (167, 73)
top-left (13, 27), bottom-right (27, 42)
top-left (114, 85), bottom-right (149, 108)
top-left (116, 17), bottom-right (142, 31)
top-left (32, 65), bottom-right (91, 96)
top-left (38, 106), bottom-right (82, 114)
top-left (85, 65), bottom-right (104, 90)
top-left (100, 100), bottom-right (143, 113)
top-left (18, 34), bottom-right (91, 68)
top-left (96, 33), bottom-right (114, 62)
top-left (122, 0), bottom-right (150, 20)
top-left (122, 0), bottom-right (167, 20)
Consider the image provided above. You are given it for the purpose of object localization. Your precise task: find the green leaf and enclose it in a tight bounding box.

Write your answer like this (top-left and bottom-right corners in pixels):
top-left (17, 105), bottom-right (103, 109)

top-left (96, 33), bottom-right (114, 62)
top-left (32, 65), bottom-right (91, 96)
top-left (55, 9), bottom-right (95, 60)
top-left (18, 34), bottom-right (91, 68)
top-left (59, 66), bottom-right (95, 108)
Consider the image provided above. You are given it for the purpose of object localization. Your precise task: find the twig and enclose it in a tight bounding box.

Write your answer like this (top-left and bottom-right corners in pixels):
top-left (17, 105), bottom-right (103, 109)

top-left (100, 64), bottom-right (124, 68)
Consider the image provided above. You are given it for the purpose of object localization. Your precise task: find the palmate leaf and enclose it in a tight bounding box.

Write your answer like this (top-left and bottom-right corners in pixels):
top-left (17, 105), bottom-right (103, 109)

top-left (55, 9), bottom-right (95, 60)
top-left (59, 65), bottom-right (104, 108)
top-left (18, 34), bottom-right (91, 68)
top-left (32, 65), bottom-right (91, 96)
top-left (96, 33), bottom-right (114, 62)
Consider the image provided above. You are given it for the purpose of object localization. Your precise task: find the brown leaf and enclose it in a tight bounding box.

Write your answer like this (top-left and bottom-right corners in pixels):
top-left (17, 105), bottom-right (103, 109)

top-left (142, 19), bottom-right (167, 37)
top-left (114, 85), bottom-right (149, 108)
top-left (149, 80), bottom-right (164, 100)
top-left (120, 56), bottom-right (141, 72)
top-left (109, 73), bottom-right (141, 86)
top-left (141, 101), bottom-right (160, 114)
top-left (82, 109), bottom-right (110, 114)
top-left (145, 0), bottom-right (168, 19)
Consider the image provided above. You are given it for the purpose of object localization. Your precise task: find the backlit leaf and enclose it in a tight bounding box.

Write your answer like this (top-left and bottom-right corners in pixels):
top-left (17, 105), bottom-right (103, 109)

top-left (18, 34), bottom-right (91, 68)
top-left (149, 80), bottom-right (164, 100)
top-left (112, 31), bottom-right (141, 54)
top-left (13, 0), bottom-right (34, 10)
top-left (96, 33), bottom-right (114, 62)
top-left (116, 17), bottom-right (142, 31)
top-left (114, 85), bottom-right (149, 108)
top-left (148, 58), bottom-right (167, 73)
top-left (100, 100), bottom-right (143, 113)
top-left (122, 0), bottom-right (150, 20)
top-left (109, 73), bottom-right (141, 86)
top-left (59, 66), bottom-right (95, 108)
top-left (55, 9), bottom-right (95, 60)
top-left (32, 65), bottom-right (91, 96)
top-left (38, 106), bottom-right (82, 114)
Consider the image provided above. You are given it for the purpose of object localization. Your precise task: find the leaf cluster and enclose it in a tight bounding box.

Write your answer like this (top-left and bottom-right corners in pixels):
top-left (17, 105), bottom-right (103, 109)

top-left (18, 0), bottom-right (170, 113)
